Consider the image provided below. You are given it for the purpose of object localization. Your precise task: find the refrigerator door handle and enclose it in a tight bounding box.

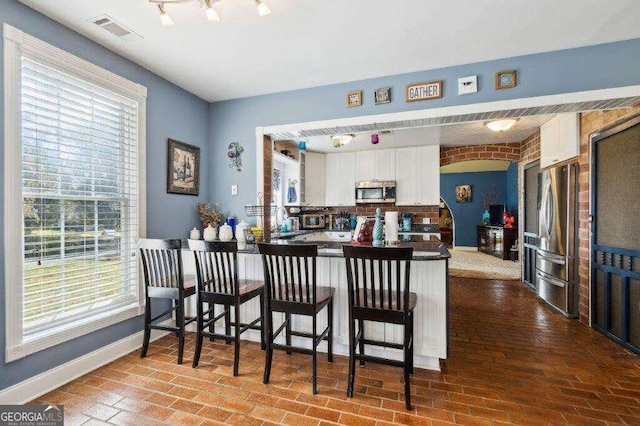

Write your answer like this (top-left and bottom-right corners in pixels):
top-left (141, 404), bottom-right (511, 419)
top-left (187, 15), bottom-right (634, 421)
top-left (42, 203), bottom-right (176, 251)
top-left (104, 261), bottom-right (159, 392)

top-left (536, 250), bottom-right (566, 265)
top-left (540, 179), bottom-right (552, 240)
top-left (536, 271), bottom-right (567, 288)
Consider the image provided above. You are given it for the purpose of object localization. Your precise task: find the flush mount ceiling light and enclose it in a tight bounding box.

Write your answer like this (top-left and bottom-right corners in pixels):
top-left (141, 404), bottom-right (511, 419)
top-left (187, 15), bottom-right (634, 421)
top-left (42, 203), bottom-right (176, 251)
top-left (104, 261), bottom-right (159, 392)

top-left (149, 0), bottom-right (271, 26)
top-left (331, 134), bottom-right (355, 148)
top-left (484, 118), bottom-right (518, 132)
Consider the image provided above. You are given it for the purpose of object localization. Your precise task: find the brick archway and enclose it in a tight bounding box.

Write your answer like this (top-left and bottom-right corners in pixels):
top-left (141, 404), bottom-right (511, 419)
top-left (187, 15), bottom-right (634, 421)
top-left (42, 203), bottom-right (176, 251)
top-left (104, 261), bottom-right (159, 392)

top-left (440, 143), bottom-right (521, 166)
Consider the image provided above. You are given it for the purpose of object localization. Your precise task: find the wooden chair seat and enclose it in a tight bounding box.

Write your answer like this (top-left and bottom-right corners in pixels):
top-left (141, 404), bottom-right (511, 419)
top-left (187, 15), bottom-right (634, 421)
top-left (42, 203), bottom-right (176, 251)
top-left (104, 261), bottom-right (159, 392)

top-left (139, 238), bottom-right (196, 365)
top-left (343, 244), bottom-right (416, 410)
top-left (189, 240), bottom-right (265, 376)
top-left (258, 243), bottom-right (334, 395)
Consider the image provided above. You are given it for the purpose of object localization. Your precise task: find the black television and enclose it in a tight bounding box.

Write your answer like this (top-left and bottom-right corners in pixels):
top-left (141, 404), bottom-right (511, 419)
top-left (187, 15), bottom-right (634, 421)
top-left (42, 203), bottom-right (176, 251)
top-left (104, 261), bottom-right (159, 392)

top-left (489, 204), bottom-right (506, 226)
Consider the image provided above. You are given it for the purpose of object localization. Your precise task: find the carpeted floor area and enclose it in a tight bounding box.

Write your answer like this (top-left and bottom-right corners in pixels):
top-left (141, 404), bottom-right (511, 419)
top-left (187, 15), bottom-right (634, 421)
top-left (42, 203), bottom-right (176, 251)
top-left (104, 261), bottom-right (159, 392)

top-left (448, 248), bottom-right (521, 280)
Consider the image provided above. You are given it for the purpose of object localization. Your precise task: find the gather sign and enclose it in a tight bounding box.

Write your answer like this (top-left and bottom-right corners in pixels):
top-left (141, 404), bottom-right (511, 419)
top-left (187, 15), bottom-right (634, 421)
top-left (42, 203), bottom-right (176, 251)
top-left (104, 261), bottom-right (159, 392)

top-left (405, 81), bottom-right (443, 102)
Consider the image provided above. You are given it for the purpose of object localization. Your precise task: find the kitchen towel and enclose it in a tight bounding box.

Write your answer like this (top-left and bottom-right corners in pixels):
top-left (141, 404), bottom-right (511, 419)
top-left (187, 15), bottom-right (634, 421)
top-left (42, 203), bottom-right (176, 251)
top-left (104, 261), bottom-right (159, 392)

top-left (385, 211), bottom-right (399, 243)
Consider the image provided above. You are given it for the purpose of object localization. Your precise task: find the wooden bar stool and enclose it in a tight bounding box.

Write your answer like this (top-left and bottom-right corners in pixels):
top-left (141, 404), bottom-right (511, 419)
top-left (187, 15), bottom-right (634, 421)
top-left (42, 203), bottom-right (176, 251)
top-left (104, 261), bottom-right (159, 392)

top-left (188, 240), bottom-right (264, 376)
top-left (342, 245), bottom-right (416, 410)
top-left (258, 243), bottom-right (334, 394)
top-left (139, 238), bottom-right (196, 365)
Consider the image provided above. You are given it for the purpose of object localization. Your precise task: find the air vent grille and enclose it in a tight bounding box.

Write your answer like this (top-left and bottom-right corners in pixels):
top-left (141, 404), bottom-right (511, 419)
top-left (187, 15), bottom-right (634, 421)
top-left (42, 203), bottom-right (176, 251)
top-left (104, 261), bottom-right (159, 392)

top-left (89, 14), bottom-right (142, 43)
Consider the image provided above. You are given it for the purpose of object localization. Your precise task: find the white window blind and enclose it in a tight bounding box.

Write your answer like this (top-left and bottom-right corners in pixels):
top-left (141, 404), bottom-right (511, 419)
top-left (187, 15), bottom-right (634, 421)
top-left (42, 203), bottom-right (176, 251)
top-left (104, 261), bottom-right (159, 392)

top-left (20, 57), bottom-right (140, 337)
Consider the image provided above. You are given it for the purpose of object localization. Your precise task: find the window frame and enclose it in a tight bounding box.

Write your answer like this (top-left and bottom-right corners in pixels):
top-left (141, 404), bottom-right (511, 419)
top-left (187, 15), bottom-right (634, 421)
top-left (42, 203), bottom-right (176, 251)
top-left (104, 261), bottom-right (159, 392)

top-left (3, 24), bottom-right (147, 362)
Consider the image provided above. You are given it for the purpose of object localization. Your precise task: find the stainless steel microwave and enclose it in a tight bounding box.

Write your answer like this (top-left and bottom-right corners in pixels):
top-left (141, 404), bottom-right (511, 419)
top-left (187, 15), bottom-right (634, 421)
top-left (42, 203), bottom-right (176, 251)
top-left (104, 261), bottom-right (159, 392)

top-left (301, 214), bottom-right (325, 229)
top-left (355, 181), bottom-right (396, 204)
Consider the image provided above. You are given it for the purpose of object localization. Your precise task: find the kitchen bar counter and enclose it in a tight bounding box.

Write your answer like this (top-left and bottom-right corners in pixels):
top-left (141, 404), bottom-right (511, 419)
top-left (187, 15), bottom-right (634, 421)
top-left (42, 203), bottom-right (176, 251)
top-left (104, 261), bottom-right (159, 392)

top-left (182, 237), bottom-right (449, 371)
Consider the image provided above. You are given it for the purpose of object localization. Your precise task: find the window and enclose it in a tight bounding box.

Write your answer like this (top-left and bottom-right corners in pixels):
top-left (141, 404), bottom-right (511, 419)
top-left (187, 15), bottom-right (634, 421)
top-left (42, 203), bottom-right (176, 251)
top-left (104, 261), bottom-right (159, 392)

top-left (4, 25), bottom-right (147, 362)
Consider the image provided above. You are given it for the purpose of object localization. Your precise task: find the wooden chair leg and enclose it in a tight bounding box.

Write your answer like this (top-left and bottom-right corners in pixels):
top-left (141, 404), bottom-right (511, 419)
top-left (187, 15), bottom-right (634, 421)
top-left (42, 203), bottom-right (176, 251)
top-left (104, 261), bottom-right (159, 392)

top-left (259, 293), bottom-right (266, 351)
top-left (346, 316), bottom-right (356, 398)
top-left (358, 319), bottom-right (365, 366)
top-left (173, 300), bottom-right (179, 337)
top-left (404, 319), bottom-right (412, 410)
top-left (409, 313), bottom-right (414, 375)
top-left (312, 313), bottom-right (318, 395)
top-left (327, 299), bottom-right (333, 363)
top-left (208, 303), bottom-right (215, 342)
top-left (233, 304), bottom-right (241, 376)
top-left (192, 298), bottom-right (204, 368)
top-left (225, 307), bottom-right (232, 345)
top-left (141, 297), bottom-right (152, 358)
top-left (177, 298), bottom-right (185, 365)
top-left (285, 313), bottom-right (292, 355)
top-left (263, 310), bottom-right (273, 384)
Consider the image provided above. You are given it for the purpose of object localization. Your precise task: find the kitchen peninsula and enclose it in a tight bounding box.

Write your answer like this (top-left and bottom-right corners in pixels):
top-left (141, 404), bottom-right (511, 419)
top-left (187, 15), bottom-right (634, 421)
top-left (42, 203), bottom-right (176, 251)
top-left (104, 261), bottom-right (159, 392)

top-left (182, 236), bottom-right (450, 371)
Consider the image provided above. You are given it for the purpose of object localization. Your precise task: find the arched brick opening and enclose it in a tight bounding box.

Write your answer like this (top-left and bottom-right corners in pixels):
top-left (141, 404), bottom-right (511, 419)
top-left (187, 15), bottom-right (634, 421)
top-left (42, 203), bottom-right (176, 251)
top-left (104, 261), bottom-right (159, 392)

top-left (440, 142), bottom-right (521, 166)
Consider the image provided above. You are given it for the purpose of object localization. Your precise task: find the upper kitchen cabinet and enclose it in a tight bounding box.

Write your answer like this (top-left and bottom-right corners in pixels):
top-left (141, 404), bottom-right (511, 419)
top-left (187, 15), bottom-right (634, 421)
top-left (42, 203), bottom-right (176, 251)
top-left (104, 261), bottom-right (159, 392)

top-left (355, 149), bottom-right (396, 182)
top-left (395, 145), bottom-right (440, 206)
top-left (540, 113), bottom-right (580, 169)
top-left (325, 152), bottom-right (356, 206)
top-left (302, 151), bottom-right (326, 206)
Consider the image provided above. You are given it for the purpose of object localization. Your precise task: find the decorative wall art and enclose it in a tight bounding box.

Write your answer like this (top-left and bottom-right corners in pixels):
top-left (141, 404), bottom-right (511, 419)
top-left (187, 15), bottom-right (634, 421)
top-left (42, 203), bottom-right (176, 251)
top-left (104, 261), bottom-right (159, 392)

top-left (455, 184), bottom-right (472, 203)
top-left (167, 138), bottom-right (200, 195)
top-left (347, 90), bottom-right (362, 108)
top-left (227, 142), bottom-right (244, 171)
top-left (495, 70), bottom-right (516, 89)
top-left (406, 80), bottom-right (442, 102)
top-left (374, 87), bottom-right (391, 104)
top-left (273, 168), bottom-right (281, 191)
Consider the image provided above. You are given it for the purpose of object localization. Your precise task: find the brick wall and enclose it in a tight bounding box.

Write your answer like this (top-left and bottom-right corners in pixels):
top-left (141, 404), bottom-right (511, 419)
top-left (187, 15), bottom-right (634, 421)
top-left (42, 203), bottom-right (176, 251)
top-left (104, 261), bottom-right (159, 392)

top-left (325, 205), bottom-right (439, 227)
top-left (576, 105), bottom-right (640, 323)
top-left (262, 136), bottom-right (273, 240)
top-left (519, 130), bottom-right (540, 163)
top-left (440, 142), bottom-right (521, 166)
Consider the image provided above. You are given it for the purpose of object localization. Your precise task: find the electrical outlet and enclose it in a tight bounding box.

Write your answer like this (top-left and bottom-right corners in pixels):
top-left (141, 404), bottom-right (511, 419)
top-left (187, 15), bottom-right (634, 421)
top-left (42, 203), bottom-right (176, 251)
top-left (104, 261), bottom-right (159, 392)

top-left (231, 185), bottom-right (238, 195)
top-left (458, 75), bottom-right (478, 95)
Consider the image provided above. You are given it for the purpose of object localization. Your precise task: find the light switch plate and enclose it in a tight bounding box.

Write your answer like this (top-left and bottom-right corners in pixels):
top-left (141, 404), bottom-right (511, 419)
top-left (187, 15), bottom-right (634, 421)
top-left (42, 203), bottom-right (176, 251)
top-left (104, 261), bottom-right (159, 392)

top-left (231, 185), bottom-right (238, 195)
top-left (458, 75), bottom-right (478, 95)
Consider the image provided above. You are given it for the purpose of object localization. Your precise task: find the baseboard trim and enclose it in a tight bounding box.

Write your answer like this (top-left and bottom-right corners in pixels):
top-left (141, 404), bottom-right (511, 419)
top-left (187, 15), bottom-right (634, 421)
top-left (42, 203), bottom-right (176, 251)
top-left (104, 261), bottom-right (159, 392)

top-left (0, 322), bottom-right (172, 405)
top-left (454, 246), bottom-right (478, 252)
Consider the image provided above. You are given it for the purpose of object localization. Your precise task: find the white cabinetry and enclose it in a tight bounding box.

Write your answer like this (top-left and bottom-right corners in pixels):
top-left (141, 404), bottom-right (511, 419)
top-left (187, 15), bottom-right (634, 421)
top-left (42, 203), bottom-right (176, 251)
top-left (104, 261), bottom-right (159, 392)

top-left (325, 152), bottom-right (355, 206)
top-left (302, 151), bottom-right (326, 206)
top-left (395, 145), bottom-right (440, 206)
top-left (540, 113), bottom-right (580, 169)
top-left (355, 149), bottom-right (396, 182)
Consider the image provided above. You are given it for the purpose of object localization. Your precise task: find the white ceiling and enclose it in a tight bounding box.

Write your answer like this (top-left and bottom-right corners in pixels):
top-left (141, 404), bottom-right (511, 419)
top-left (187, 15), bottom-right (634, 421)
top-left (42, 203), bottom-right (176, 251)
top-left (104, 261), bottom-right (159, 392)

top-left (18, 0), bottom-right (640, 102)
top-left (300, 115), bottom-right (552, 153)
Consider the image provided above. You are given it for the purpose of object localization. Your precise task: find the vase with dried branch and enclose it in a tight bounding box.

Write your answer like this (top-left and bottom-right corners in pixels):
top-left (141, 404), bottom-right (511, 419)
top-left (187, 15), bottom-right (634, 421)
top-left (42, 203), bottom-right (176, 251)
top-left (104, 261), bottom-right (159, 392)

top-left (197, 202), bottom-right (224, 228)
top-left (481, 184), bottom-right (501, 225)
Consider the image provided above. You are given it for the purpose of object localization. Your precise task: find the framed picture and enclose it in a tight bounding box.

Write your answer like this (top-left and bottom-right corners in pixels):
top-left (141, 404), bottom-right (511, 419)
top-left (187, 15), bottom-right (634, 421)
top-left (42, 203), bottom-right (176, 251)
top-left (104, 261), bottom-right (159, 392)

top-left (495, 70), bottom-right (516, 90)
top-left (167, 138), bottom-right (200, 195)
top-left (347, 90), bottom-right (362, 108)
top-left (406, 80), bottom-right (443, 102)
top-left (455, 185), bottom-right (472, 203)
top-left (374, 87), bottom-right (391, 104)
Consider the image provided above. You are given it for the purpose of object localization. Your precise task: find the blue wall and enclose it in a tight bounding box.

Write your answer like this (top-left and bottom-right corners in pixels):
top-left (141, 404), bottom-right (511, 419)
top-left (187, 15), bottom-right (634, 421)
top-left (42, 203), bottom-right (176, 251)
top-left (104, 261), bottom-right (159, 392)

top-left (0, 1), bottom-right (209, 391)
top-left (440, 172), bottom-right (508, 247)
top-left (209, 37), bottom-right (640, 217)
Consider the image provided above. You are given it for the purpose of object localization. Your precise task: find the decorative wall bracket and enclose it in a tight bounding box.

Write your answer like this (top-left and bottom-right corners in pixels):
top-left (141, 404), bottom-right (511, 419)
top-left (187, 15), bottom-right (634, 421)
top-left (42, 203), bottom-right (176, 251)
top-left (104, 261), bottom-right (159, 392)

top-left (227, 142), bottom-right (244, 171)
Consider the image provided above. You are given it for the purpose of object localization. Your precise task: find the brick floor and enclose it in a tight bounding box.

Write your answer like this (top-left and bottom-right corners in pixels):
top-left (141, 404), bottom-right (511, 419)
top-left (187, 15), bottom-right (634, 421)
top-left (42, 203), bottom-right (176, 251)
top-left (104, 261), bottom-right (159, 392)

top-left (33, 277), bottom-right (640, 424)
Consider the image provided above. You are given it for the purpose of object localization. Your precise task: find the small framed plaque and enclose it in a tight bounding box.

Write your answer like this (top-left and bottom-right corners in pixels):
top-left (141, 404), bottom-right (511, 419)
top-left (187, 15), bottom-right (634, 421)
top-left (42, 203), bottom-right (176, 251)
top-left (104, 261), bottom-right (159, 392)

top-left (374, 87), bottom-right (391, 105)
top-left (347, 90), bottom-right (362, 108)
top-left (495, 70), bottom-right (516, 90)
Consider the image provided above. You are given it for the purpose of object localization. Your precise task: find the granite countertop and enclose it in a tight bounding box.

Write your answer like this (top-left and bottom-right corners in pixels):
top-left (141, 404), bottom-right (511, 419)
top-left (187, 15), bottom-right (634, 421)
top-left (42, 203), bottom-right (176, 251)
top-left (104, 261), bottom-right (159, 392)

top-left (239, 236), bottom-right (450, 261)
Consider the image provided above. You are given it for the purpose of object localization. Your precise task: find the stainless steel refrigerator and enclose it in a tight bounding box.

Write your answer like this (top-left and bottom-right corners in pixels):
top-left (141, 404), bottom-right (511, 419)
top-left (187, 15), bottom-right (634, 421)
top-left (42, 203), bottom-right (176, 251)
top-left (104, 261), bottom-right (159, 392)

top-left (536, 163), bottom-right (579, 317)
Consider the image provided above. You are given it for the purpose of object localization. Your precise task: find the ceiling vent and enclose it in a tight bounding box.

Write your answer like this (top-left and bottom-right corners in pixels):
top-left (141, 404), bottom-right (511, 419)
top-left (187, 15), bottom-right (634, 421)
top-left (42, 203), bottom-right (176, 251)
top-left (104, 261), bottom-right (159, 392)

top-left (90, 15), bottom-right (142, 43)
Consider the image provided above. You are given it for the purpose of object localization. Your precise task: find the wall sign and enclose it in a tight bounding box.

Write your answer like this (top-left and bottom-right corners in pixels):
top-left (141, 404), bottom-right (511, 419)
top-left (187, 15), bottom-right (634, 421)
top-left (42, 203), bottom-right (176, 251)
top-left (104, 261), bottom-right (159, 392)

top-left (495, 70), bottom-right (516, 89)
top-left (374, 87), bottom-right (391, 105)
top-left (347, 90), bottom-right (362, 108)
top-left (406, 80), bottom-right (442, 102)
